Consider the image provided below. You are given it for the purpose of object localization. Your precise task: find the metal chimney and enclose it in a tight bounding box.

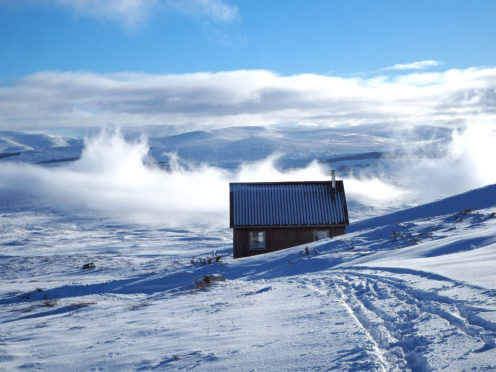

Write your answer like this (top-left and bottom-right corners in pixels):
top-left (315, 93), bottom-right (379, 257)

top-left (331, 170), bottom-right (336, 189)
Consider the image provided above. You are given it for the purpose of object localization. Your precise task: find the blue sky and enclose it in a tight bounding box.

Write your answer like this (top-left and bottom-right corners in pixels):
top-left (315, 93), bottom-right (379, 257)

top-left (1, 0), bottom-right (496, 131)
top-left (2, 0), bottom-right (496, 79)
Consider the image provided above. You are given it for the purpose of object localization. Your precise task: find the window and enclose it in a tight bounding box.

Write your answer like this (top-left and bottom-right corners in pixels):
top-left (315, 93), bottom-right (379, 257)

top-left (249, 231), bottom-right (265, 250)
top-left (313, 230), bottom-right (329, 241)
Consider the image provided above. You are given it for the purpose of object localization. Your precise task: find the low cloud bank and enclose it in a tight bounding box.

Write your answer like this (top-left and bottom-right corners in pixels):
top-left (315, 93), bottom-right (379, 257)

top-left (396, 122), bottom-right (496, 201)
top-left (2, 67), bottom-right (496, 131)
top-left (1, 123), bottom-right (495, 226)
top-left (346, 122), bottom-right (496, 209)
top-left (0, 132), bottom-right (228, 227)
top-left (0, 131), bottom-right (336, 227)
top-left (0, 130), bottom-right (388, 226)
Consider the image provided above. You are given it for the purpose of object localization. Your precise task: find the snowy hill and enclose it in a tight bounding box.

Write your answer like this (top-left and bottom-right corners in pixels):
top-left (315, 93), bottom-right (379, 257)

top-left (147, 124), bottom-right (422, 171)
top-left (0, 131), bottom-right (82, 164)
top-left (0, 126), bottom-right (404, 178)
top-left (1, 179), bottom-right (496, 370)
top-left (0, 125), bottom-right (452, 185)
top-left (0, 131), bottom-right (71, 150)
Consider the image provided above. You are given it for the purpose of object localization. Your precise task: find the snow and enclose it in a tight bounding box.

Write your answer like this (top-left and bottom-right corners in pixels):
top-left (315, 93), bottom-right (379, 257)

top-left (1, 127), bottom-right (496, 371)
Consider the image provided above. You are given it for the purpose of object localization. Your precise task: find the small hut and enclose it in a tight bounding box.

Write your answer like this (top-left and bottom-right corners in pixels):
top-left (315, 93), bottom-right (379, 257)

top-left (229, 173), bottom-right (349, 258)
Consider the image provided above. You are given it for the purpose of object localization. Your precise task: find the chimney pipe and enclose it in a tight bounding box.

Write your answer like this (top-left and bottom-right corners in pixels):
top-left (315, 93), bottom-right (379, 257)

top-left (331, 170), bottom-right (336, 189)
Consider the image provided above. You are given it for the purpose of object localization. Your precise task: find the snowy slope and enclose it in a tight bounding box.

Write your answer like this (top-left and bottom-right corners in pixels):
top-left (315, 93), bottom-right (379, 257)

top-left (1, 181), bottom-right (496, 371)
top-left (147, 124), bottom-right (418, 171)
top-left (0, 131), bottom-right (82, 164)
top-left (0, 125), bottom-right (407, 179)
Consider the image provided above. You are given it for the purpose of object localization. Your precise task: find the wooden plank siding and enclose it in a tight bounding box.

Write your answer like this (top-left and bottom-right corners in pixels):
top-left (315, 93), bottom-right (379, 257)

top-left (233, 225), bottom-right (346, 259)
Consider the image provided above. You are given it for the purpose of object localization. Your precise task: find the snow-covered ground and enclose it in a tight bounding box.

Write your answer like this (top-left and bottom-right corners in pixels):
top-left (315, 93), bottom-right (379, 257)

top-left (1, 127), bottom-right (496, 371)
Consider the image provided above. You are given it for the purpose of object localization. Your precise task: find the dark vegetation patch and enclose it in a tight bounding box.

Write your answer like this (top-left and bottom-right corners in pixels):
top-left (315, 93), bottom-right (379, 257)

top-left (194, 274), bottom-right (225, 289)
top-left (190, 254), bottom-right (222, 266)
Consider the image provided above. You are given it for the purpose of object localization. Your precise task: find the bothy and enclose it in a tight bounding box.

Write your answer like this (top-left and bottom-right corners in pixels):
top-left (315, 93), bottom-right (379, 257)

top-left (229, 178), bottom-right (349, 258)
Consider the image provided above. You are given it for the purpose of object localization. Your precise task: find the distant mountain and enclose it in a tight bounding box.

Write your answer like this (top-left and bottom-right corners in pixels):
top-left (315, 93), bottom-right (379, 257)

top-left (147, 125), bottom-right (409, 171)
top-left (0, 131), bottom-right (82, 164)
top-left (0, 125), bottom-right (452, 175)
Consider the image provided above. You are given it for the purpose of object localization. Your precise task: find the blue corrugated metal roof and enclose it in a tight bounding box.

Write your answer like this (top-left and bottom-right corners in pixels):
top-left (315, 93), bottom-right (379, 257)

top-left (230, 181), bottom-right (349, 227)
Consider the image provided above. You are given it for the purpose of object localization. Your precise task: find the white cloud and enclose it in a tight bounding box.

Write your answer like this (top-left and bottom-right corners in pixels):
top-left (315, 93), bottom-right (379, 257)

top-left (0, 131), bottom-right (329, 226)
top-left (396, 122), bottom-right (496, 201)
top-left (1, 67), bottom-right (496, 131)
top-left (53, 0), bottom-right (157, 27)
top-left (2, 124), bottom-right (494, 227)
top-left (167, 0), bottom-right (239, 22)
top-left (1, 0), bottom-right (238, 27)
top-left (385, 60), bottom-right (442, 71)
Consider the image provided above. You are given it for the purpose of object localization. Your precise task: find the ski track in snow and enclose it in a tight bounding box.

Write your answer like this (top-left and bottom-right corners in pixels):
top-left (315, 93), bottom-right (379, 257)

top-left (3, 203), bottom-right (496, 371)
top-left (299, 267), bottom-right (496, 371)
top-left (2, 203), bottom-right (496, 370)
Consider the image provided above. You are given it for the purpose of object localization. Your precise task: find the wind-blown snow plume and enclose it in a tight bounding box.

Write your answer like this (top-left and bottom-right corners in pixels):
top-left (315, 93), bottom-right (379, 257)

top-left (1, 123), bottom-right (496, 226)
top-left (0, 132), bottom-right (231, 226)
top-left (396, 122), bottom-right (496, 201)
top-left (345, 122), bottom-right (496, 209)
top-left (0, 130), bottom-right (405, 225)
top-left (0, 132), bottom-right (333, 226)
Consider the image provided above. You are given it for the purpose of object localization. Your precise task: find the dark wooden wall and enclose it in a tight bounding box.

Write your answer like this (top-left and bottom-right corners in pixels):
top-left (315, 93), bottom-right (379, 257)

top-left (233, 226), bottom-right (346, 258)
